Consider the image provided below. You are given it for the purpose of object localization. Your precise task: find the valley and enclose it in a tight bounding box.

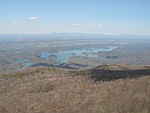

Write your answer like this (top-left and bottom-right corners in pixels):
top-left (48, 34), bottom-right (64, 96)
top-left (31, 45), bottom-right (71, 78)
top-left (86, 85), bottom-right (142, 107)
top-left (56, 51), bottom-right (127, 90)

top-left (1, 35), bottom-right (150, 73)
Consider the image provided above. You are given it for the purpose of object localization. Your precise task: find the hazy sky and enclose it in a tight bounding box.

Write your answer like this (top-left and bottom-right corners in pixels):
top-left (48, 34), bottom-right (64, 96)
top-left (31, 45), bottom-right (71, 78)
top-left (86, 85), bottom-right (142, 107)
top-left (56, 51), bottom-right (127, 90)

top-left (0, 0), bottom-right (150, 35)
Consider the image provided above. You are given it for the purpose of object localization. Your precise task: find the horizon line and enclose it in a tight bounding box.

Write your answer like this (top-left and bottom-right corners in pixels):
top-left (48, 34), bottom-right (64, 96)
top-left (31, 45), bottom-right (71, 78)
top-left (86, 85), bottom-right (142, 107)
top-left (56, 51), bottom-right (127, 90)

top-left (0, 33), bottom-right (150, 36)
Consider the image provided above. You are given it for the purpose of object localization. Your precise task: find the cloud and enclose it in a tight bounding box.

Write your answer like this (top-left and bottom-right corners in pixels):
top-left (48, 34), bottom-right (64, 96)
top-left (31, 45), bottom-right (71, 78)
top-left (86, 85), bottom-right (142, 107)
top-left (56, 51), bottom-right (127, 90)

top-left (98, 24), bottom-right (104, 27)
top-left (74, 24), bottom-right (83, 27)
top-left (89, 24), bottom-right (97, 27)
top-left (89, 24), bottom-right (104, 27)
top-left (12, 21), bottom-right (19, 24)
top-left (29, 17), bottom-right (39, 20)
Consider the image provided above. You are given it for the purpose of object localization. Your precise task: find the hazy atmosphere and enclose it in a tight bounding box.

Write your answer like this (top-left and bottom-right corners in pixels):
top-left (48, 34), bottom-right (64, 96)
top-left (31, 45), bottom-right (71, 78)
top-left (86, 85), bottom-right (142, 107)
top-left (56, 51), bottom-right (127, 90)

top-left (0, 1), bottom-right (150, 113)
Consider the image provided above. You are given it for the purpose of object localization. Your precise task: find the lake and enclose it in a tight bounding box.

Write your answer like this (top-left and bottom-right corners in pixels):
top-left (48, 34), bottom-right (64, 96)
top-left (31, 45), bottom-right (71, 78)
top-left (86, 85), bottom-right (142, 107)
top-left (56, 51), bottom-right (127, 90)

top-left (41, 47), bottom-right (118, 64)
top-left (14, 46), bottom-right (118, 69)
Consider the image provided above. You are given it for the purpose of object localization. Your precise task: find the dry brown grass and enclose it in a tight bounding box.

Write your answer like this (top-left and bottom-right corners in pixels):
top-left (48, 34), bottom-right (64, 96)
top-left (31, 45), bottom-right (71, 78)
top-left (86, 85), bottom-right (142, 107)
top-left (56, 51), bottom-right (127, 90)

top-left (0, 66), bottom-right (150, 113)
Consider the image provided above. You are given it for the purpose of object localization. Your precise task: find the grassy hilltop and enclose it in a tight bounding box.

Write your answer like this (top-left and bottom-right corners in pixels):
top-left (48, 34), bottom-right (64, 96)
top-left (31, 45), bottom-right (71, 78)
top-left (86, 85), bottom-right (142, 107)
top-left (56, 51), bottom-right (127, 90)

top-left (0, 65), bottom-right (150, 113)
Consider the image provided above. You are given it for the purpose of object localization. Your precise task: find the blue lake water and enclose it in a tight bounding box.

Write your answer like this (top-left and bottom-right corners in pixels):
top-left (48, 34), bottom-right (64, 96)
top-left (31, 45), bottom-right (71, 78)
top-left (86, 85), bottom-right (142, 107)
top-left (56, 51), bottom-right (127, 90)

top-left (26, 62), bottom-right (33, 67)
top-left (14, 59), bottom-right (29, 63)
top-left (14, 46), bottom-right (118, 69)
top-left (41, 47), bottom-right (118, 64)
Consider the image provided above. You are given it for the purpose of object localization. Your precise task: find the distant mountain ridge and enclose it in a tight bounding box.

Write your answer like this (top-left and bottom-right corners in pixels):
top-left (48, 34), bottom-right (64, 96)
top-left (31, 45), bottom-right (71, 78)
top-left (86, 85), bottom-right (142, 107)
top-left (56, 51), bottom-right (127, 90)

top-left (50, 33), bottom-right (104, 37)
top-left (0, 33), bottom-right (150, 39)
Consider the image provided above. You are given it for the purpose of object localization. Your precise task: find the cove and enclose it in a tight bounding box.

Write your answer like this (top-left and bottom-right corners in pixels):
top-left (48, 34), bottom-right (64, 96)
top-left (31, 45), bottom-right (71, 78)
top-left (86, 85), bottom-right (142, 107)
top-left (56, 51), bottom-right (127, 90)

top-left (41, 47), bottom-right (118, 64)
